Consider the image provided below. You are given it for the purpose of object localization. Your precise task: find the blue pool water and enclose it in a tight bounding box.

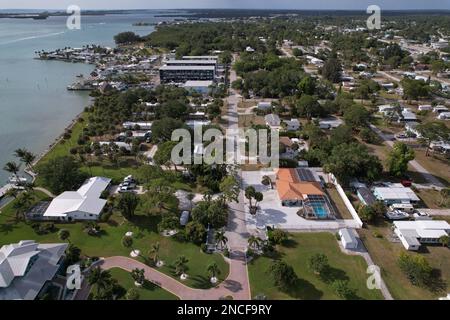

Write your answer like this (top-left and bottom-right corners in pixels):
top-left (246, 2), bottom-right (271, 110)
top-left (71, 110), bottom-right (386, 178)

top-left (312, 204), bottom-right (328, 218)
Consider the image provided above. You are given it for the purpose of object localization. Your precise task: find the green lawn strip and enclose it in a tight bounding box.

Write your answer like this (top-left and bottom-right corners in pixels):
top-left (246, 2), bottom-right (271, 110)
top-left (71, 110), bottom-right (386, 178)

top-left (38, 116), bottom-right (86, 164)
top-left (358, 225), bottom-right (450, 300)
top-left (248, 233), bottom-right (384, 300)
top-left (0, 191), bottom-right (229, 290)
top-left (109, 268), bottom-right (178, 300)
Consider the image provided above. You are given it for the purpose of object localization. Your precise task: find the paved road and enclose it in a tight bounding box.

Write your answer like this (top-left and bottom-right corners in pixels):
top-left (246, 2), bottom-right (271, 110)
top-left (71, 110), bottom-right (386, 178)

top-left (369, 124), bottom-right (445, 188)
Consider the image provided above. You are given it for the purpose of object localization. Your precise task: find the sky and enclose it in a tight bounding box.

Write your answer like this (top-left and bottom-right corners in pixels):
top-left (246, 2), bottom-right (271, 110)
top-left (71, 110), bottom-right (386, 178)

top-left (1, 0), bottom-right (449, 11)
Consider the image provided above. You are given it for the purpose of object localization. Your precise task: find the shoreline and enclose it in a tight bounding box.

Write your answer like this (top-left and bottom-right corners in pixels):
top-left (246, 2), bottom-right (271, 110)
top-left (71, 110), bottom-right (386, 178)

top-left (25, 109), bottom-right (89, 182)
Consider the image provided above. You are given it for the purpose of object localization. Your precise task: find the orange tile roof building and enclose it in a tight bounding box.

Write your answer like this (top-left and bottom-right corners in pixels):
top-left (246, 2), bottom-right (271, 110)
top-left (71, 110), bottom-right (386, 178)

top-left (275, 168), bottom-right (335, 219)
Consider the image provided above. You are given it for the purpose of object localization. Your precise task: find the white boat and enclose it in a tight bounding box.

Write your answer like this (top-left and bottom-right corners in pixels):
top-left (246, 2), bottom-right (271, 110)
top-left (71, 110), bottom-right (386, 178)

top-left (385, 210), bottom-right (409, 220)
top-left (8, 176), bottom-right (28, 185)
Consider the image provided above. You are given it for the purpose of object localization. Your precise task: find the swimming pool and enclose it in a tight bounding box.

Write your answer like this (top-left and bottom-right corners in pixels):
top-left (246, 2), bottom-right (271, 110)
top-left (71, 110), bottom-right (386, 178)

top-left (310, 203), bottom-right (329, 218)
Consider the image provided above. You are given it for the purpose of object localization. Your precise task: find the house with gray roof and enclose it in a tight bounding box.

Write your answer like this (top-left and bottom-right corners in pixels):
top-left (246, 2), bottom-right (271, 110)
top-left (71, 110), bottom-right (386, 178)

top-left (0, 240), bottom-right (68, 300)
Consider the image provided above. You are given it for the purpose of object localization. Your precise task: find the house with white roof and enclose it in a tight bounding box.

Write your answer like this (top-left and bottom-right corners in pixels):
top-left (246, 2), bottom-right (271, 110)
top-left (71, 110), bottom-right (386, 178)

top-left (418, 105), bottom-right (432, 111)
top-left (373, 185), bottom-right (420, 205)
top-left (0, 240), bottom-right (68, 300)
top-left (437, 112), bottom-right (450, 120)
top-left (257, 101), bottom-right (272, 111)
top-left (378, 104), bottom-right (396, 115)
top-left (393, 220), bottom-right (450, 251)
top-left (339, 228), bottom-right (359, 249)
top-left (264, 114), bottom-right (281, 129)
top-left (400, 108), bottom-right (417, 122)
top-left (43, 177), bottom-right (111, 221)
top-left (433, 105), bottom-right (449, 113)
top-left (283, 119), bottom-right (301, 131)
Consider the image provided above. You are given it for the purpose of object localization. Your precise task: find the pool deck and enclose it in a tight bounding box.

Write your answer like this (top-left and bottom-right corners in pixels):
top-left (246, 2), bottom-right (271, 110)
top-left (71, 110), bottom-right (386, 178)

top-left (242, 171), bottom-right (361, 231)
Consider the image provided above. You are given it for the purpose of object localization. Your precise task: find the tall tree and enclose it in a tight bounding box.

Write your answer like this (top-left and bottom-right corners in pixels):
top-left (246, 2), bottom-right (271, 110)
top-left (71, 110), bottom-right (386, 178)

top-left (416, 122), bottom-right (450, 156)
top-left (117, 193), bottom-right (140, 219)
top-left (386, 142), bottom-right (415, 177)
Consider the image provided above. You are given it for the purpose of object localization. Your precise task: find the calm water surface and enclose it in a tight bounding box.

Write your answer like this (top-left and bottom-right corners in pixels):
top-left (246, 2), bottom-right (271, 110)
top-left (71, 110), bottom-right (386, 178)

top-left (0, 12), bottom-right (172, 184)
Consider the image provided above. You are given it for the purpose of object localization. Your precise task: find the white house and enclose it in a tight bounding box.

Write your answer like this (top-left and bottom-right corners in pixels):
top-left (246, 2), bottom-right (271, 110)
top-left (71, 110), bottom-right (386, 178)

top-left (394, 220), bottom-right (450, 251)
top-left (257, 101), bottom-right (272, 111)
top-left (43, 177), bottom-right (111, 221)
top-left (418, 105), bottom-right (432, 111)
top-left (433, 105), bottom-right (449, 113)
top-left (378, 104), bottom-right (396, 115)
top-left (283, 119), bottom-right (300, 131)
top-left (437, 112), bottom-right (450, 120)
top-left (400, 108), bottom-right (417, 122)
top-left (0, 240), bottom-right (68, 300)
top-left (373, 185), bottom-right (420, 205)
top-left (339, 228), bottom-right (359, 249)
top-left (123, 121), bottom-right (153, 130)
top-left (264, 113), bottom-right (281, 129)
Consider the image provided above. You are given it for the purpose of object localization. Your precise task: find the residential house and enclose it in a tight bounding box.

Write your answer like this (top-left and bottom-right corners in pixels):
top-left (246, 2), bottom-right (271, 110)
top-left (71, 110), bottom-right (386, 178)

top-left (257, 101), bottom-right (272, 111)
top-left (0, 241), bottom-right (68, 300)
top-left (437, 112), bottom-right (450, 120)
top-left (418, 105), bottom-right (432, 111)
top-left (373, 185), bottom-right (420, 205)
top-left (43, 177), bottom-right (111, 221)
top-left (394, 220), bottom-right (450, 251)
top-left (433, 105), bottom-right (449, 113)
top-left (283, 119), bottom-right (301, 131)
top-left (264, 113), bottom-right (281, 129)
top-left (400, 108), bottom-right (417, 122)
top-left (276, 168), bottom-right (334, 219)
top-left (357, 187), bottom-right (377, 206)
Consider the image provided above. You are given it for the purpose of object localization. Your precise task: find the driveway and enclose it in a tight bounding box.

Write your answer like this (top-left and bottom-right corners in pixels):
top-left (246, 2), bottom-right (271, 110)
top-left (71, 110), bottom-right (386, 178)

top-left (99, 255), bottom-right (250, 300)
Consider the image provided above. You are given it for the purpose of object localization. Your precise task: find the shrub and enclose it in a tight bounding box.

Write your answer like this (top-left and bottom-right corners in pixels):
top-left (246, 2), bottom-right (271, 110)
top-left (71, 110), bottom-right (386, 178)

top-left (121, 236), bottom-right (133, 248)
top-left (308, 253), bottom-right (329, 275)
top-left (125, 288), bottom-right (140, 300)
top-left (267, 260), bottom-right (298, 291)
top-left (331, 280), bottom-right (356, 299)
top-left (398, 252), bottom-right (433, 287)
top-left (223, 247), bottom-right (230, 258)
top-left (268, 229), bottom-right (289, 245)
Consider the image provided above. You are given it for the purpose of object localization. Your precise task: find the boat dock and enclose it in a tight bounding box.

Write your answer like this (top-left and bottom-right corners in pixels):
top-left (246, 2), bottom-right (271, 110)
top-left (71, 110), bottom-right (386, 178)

top-left (0, 184), bottom-right (14, 198)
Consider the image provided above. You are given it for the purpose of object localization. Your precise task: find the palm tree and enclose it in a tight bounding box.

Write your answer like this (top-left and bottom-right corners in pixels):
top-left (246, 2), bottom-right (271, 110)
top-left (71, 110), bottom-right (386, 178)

top-left (58, 229), bottom-right (71, 242)
top-left (149, 242), bottom-right (160, 265)
top-left (131, 268), bottom-right (145, 286)
top-left (248, 235), bottom-right (262, 250)
top-left (88, 267), bottom-right (113, 297)
top-left (174, 255), bottom-right (189, 276)
top-left (12, 191), bottom-right (34, 221)
top-left (14, 148), bottom-right (27, 159)
top-left (3, 161), bottom-right (21, 182)
top-left (207, 263), bottom-right (221, 281)
top-left (215, 230), bottom-right (228, 250)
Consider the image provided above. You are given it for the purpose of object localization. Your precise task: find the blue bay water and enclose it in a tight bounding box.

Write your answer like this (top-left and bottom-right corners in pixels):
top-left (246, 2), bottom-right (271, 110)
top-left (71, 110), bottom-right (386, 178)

top-left (0, 12), bottom-right (170, 184)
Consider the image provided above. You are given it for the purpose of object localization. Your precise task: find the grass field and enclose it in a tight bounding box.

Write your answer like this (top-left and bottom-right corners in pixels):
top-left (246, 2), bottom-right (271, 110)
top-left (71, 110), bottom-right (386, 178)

top-left (0, 191), bottom-right (229, 290)
top-left (248, 233), bottom-right (384, 300)
top-left (358, 223), bottom-right (450, 300)
top-left (109, 268), bottom-right (179, 300)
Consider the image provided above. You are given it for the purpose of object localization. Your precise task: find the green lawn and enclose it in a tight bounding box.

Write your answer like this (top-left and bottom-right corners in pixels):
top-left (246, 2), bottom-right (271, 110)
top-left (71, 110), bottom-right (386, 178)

top-left (109, 268), bottom-right (178, 300)
top-left (358, 224), bottom-right (450, 300)
top-left (248, 233), bottom-right (384, 300)
top-left (0, 191), bottom-right (229, 290)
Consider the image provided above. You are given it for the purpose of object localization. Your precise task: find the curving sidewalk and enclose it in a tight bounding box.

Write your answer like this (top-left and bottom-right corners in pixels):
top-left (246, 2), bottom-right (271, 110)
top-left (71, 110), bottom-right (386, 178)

top-left (99, 253), bottom-right (251, 300)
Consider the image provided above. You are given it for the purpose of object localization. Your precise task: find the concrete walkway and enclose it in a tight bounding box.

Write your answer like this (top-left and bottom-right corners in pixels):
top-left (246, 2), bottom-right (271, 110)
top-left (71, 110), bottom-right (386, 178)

top-left (34, 187), bottom-right (55, 198)
top-left (338, 232), bottom-right (394, 300)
